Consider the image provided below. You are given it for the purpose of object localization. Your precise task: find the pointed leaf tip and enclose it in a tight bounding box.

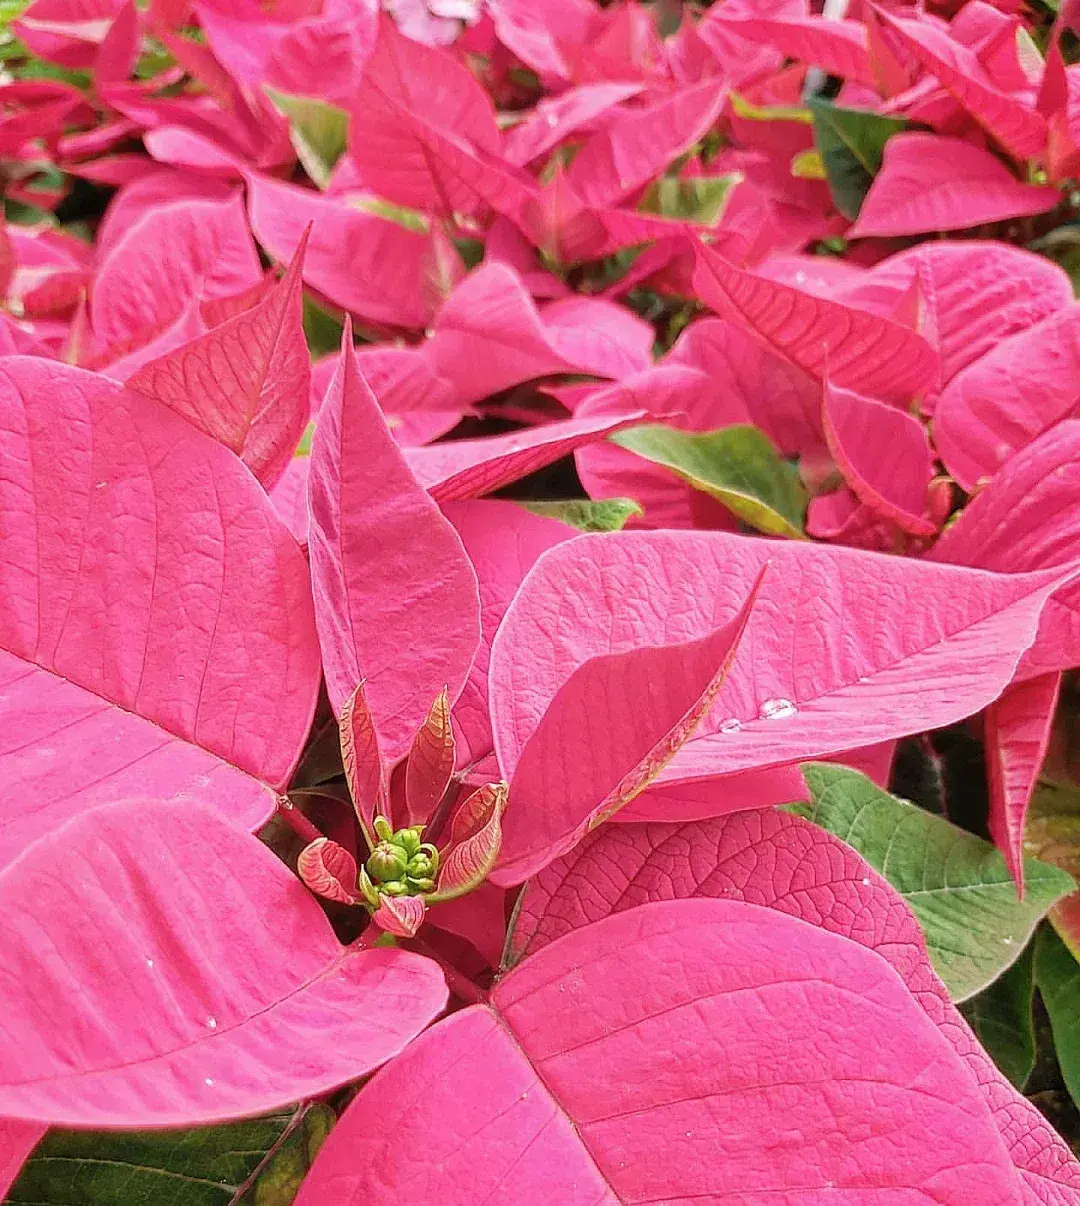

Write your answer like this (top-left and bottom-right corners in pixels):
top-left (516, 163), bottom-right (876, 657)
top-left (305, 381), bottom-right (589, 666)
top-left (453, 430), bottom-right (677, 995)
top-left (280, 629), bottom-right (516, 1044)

top-left (405, 689), bottom-right (456, 829)
top-left (433, 782), bottom-right (507, 902)
top-left (298, 838), bottom-right (359, 905)
top-left (340, 680), bottom-right (387, 846)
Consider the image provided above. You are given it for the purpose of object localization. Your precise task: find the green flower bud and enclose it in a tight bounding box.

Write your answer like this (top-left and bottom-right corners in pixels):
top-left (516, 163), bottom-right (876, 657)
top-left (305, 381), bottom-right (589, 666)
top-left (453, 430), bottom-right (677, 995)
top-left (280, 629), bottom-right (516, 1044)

top-left (408, 876), bottom-right (436, 893)
top-left (406, 852), bottom-right (435, 879)
top-left (394, 826), bottom-right (424, 857)
top-left (381, 880), bottom-right (409, 897)
top-left (366, 842), bottom-right (408, 884)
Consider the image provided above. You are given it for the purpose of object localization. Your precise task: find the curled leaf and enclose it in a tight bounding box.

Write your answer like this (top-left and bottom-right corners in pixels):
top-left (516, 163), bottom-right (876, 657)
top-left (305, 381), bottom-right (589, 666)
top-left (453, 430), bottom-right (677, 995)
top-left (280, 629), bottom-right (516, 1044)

top-left (340, 680), bottom-right (387, 846)
top-left (297, 838), bottom-right (359, 905)
top-left (433, 782), bottom-right (507, 902)
top-left (372, 894), bottom-right (427, 939)
top-left (405, 689), bottom-right (456, 829)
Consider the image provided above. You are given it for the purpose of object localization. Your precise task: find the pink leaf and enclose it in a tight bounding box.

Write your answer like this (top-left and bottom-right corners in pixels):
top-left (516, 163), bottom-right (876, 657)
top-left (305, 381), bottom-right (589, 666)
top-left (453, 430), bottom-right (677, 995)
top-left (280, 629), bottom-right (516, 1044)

top-left (404, 688), bottom-right (456, 828)
top-left (822, 380), bottom-right (937, 536)
top-left (692, 243), bottom-right (938, 403)
top-left (492, 573), bottom-right (762, 886)
top-left (307, 329), bottom-right (481, 760)
top-left (0, 358), bottom-right (320, 867)
top-left (927, 421), bottom-right (1080, 682)
top-left (667, 317), bottom-right (819, 456)
top-left (372, 892), bottom-right (427, 938)
top-left (837, 242), bottom-right (1073, 400)
top-left (712, 9), bottom-right (875, 87)
top-left (295, 898), bottom-right (1023, 1204)
top-left (269, 453), bottom-right (311, 545)
top-left (91, 192), bottom-right (262, 352)
top-left (566, 80), bottom-right (727, 208)
top-left (506, 805), bottom-right (1080, 1202)
top-left (851, 133), bottom-right (1059, 239)
top-left (933, 304), bottom-right (1080, 490)
top-left (614, 763), bottom-right (811, 822)
top-left (245, 172), bottom-right (436, 329)
top-left (405, 413), bottom-right (645, 503)
top-left (127, 229), bottom-right (311, 489)
top-left (875, 8), bottom-right (1047, 160)
top-left (435, 781), bottom-right (507, 899)
top-left (0, 1121), bottom-right (44, 1197)
top-left (0, 798), bottom-right (445, 1127)
top-left (502, 82), bottom-right (641, 167)
top-left (444, 500), bottom-right (575, 769)
top-left (490, 531), bottom-right (1072, 792)
top-left (986, 673), bottom-right (1062, 894)
top-left (422, 263), bottom-right (642, 407)
top-left (297, 836), bottom-right (360, 904)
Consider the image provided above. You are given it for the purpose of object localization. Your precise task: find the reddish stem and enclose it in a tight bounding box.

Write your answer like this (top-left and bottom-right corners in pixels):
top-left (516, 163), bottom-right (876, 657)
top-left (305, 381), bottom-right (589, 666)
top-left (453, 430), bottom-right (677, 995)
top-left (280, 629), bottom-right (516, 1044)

top-left (275, 795), bottom-right (324, 845)
top-left (408, 936), bottom-right (487, 1006)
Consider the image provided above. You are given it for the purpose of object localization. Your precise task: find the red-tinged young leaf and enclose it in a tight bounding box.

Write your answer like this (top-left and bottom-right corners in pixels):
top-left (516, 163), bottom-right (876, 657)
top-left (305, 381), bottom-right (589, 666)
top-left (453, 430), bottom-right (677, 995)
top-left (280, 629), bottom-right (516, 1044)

top-left (692, 242), bottom-right (938, 403)
top-left (404, 689), bottom-right (456, 829)
top-left (297, 836), bottom-right (360, 904)
top-left (850, 133), bottom-right (1060, 239)
top-left (294, 899), bottom-right (1024, 1205)
top-left (444, 501), bottom-right (575, 769)
top-left (566, 80), bottom-right (726, 209)
top-left (927, 421), bottom-right (1080, 682)
top-left (987, 673), bottom-right (1062, 894)
top-left (837, 242), bottom-right (1073, 400)
top-left (0, 1122), bottom-right (45, 1198)
top-left (0, 797), bottom-right (447, 1126)
top-left (245, 171), bottom-right (436, 329)
top-left (502, 82), bottom-right (641, 166)
top-left (0, 359), bottom-right (320, 868)
top-left (874, 8), bottom-right (1047, 160)
top-left (491, 531), bottom-right (1073, 792)
top-left (822, 380), bottom-right (937, 537)
top-left (434, 781), bottom-right (506, 900)
top-left (405, 412), bottom-right (646, 502)
top-left (308, 329), bottom-right (481, 760)
top-left (492, 573), bottom-right (762, 886)
top-left (127, 229), bottom-right (311, 489)
top-left (372, 892), bottom-right (427, 938)
top-left (934, 305), bottom-right (1080, 491)
top-left (91, 193), bottom-right (262, 352)
top-left (340, 680), bottom-right (386, 843)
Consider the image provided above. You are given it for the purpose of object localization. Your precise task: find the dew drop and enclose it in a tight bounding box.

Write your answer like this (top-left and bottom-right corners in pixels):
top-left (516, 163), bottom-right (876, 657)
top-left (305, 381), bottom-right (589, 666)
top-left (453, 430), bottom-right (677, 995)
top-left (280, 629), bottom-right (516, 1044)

top-left (759, 697), bottom-right (797, 721)
top-left (861, 878), bottom-right (871, 887)
top-left (546, 112), bottom-right (558, 127)
top-left (858, 675), bottom-right (870, 684)
top-left (145, 958), bottom-right (154, 968)
top-left (1002, 937), bottom-right (1013, 946)
top-left (204, 1077), bottom-right (214, 1087)
top-left (206, 1017), bottom-right (217, 1030)
top-left (718, 717), bottom-right (742, 735)
top-left (95, 480), bottom-right (108, 490)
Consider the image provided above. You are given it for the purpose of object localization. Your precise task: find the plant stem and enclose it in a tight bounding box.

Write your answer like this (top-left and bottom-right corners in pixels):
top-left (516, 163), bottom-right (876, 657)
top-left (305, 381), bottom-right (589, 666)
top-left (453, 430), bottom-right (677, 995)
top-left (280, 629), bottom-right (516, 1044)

top-left (408, 937), bottom-right (487, 1006)
top-left (275, 795), bottom-right (324, 844)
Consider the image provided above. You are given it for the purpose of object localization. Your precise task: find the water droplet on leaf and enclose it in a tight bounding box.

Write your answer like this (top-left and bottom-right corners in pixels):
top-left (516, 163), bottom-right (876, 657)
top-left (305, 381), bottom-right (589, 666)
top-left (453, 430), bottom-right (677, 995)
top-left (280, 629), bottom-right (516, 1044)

top-left (759, 698), bottom-right (797, 721)
top-left (718, 717), bottom-right (742, 735)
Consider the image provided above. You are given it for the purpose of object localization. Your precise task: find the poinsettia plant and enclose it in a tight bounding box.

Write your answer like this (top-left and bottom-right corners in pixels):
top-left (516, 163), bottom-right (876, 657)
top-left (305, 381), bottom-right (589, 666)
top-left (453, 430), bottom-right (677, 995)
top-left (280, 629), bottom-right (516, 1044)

top-left (3, 0), bottom-right (1080, 1201)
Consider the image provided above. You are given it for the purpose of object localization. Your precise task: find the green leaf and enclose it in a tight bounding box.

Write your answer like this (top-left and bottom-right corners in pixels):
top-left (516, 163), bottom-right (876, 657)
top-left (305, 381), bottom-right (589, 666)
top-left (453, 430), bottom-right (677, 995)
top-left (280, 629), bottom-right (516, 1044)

top-left (265, 87), bottom-right (349, 190)
top-left (1035, 924), bottom-right (1080, 1109)
top-left (1025, 777), bottom-right (1080, 958)
top-left (730, 92), bottom-right (813, 125)
top-left (611, 423), bottom-right (807, 538)
top-left (640, 173), bottom-right (741, 226)
top-left (5, 1106), bottom-right (334, 1206)
top-left (302, 295), bottom-right (344, 361)
top-left (517, 498), bottom-right (643, 532)
top-left (809, 100), bottom-right (908, 221)
top-left (793, 764), bottom-right (1076, 1000)
top-left (960, 939), bottom-right (1037, 1089)
top-left (349, 196), bottom-right (430, 234)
